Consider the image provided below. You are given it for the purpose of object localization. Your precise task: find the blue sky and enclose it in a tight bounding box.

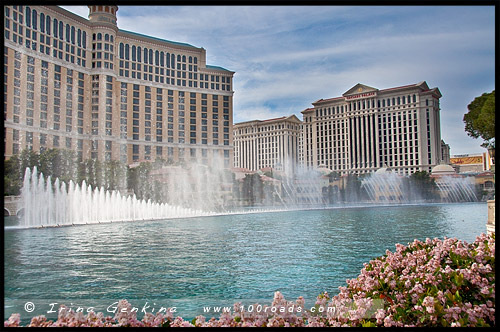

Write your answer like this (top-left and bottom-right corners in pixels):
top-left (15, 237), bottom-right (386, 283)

top-left (62, 5), bottom-right (495, 155)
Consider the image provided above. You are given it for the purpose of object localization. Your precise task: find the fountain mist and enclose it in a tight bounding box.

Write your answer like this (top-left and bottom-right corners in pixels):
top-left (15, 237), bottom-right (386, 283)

top-left (20, 167), bottom-right (214, 228)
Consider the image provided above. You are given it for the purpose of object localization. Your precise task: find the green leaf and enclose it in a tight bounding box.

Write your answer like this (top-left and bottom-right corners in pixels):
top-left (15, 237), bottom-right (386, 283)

top-left (361, 320), bottom-right (376, 327)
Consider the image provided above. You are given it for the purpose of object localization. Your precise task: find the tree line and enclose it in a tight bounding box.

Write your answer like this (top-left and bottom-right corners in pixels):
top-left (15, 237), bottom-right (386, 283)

top-left (3, 148), bottom-right (164, 203)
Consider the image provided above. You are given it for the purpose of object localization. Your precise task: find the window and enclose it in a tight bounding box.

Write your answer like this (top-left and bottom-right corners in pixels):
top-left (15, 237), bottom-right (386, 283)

top-left (59, 21), bottom-right (63, 40)
top-left (26, 7), bottom-right (31, 27)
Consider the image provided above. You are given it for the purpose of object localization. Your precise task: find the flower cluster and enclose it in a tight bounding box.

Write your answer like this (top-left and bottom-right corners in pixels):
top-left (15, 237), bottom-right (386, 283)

top-left (321, 232), bottom-right (495, 327)
top-left (5, 233), bottom-right (495, 327)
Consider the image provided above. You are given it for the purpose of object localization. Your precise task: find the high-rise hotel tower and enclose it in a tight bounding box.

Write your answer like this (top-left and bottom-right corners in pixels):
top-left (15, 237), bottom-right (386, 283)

top-left (233, 115), bottom-right (302, 173)
top-left (4, 6), bottom-right (234, 167)
top-left (302, 82), bottom-right (443, 175)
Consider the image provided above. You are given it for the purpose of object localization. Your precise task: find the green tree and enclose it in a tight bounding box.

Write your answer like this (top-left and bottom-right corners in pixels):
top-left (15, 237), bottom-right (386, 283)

top-left (103, 160), bottom-right (128, 191)
top-left (39, 148), bottom-right (77, 184)
top-left (327, 171), bottom-right (340, 182)
top-left (241, 173), bottom-right (263, 206)
top-left (78, 159), bottom-right (104, 189)
top-left (4, 155), bottom-right (22, 196)
top-left (463, 90), bottom-right (495, 148)
top-left (4, 150), bottom-right (40, 195)
top-left (19, 149), bottom-right (40, 175)
top-left (127, 162), bottom-right (153, 201)
top-left (342, 174), bottom-right (362, 202)
top-left (410, 171), bottom-right (439, 201)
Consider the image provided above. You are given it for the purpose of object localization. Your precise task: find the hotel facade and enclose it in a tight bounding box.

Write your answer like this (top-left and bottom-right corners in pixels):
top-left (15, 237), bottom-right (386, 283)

top-left (302, 81), bottom-right (444, 175)
top-left (4, 5), bottom-right (234, 167)
top-left (233, 115), bottom-right (302, 173)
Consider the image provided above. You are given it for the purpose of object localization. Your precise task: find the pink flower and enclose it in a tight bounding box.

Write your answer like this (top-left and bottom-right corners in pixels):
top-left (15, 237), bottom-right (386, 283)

top-left (4, 313), bottom-right (21, 327)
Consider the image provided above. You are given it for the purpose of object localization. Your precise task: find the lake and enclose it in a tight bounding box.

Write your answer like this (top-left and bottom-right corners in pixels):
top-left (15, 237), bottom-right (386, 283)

top-left (4, 202), bottom-right (487, 322)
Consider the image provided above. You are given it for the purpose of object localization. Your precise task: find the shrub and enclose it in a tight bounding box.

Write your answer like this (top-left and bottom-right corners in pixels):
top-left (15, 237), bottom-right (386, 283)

top-left (309, 232), bottom-right (495, 327)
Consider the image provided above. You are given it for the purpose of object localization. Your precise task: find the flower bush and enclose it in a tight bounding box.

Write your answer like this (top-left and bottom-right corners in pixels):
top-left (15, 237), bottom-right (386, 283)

top-left (310, 232), bottom-right (495, 327)
top-left (5, 233), bottom-right (494, 327)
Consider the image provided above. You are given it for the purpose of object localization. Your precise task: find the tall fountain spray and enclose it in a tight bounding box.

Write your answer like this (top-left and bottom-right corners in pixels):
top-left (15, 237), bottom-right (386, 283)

top-left (278, 163), bottom-right (329, 206)
top-left (17, 162), bottom-right (480, 229)
top-left (20, 167), bottom-right (214, 228)
top-left (361, 168), bottom-right (410, 203)
top-left (154, 159), bottom-right (231, 212)
top-left (434, 176), bottom-right (478, 202)
top-left (361, 166), bottom-right (478, 203)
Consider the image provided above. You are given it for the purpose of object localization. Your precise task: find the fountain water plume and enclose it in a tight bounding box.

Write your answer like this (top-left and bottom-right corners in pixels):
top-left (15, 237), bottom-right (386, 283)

top-left (434, 176), bottom-right (478, 202)
top-left (20, 167), bottom-right (213, 228)
top-left (17, 162), bottom-right (480, 229)
top-left (361, 170), bottom-right (409, 203)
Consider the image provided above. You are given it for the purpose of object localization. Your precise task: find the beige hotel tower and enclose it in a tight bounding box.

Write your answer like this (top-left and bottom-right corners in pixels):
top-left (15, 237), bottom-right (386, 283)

top-left (302, 82), bottom-right (444, 175)
top-left (233, 115), bottom-right (302, 173)
top-left (4, 6), bottom-right (234, 167)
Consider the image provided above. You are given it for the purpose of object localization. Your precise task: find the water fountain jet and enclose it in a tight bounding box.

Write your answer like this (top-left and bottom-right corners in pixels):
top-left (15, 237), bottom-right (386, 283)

top-left (19, 167), bottom-right (212, 228)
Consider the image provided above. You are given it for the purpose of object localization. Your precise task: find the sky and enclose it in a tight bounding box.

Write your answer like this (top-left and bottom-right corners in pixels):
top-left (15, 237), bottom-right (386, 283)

top-left (62, 5), bottom-right (495, 155)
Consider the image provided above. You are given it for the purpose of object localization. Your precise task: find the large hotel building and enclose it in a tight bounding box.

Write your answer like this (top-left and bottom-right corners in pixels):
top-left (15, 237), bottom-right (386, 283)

top-left (301, 82), bottom-right (444, 175)
top-left (4, 5), bottom-right (234, 167)
top-left (233, 115), bottom-right (302, 173)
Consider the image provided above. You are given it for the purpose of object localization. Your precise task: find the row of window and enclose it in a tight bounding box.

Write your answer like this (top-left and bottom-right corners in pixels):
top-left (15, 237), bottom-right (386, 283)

top-left (118, 84), bottom-right (231, 147)
top-left (5, 6), bottom-right (88, 67)
top-left (119, 44), bottom-right (196, 67)
top-left (10, 126), bottom-right (234, 164)
top-left (117, 44), bottom-right (230, 90)
top-left (312, 94), bottom-right (419, 119)
top-left (307, 109), bottom-right (424, 171)
top-left (5, 6), bottom-right (233, 91)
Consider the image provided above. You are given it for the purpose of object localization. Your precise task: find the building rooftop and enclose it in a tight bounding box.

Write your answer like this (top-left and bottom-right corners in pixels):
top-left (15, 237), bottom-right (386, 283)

top-left (379, 83), bottom-right (422, 93)
top-left (120, 29), bottom-right (198, 49)
top-left (310, 81), bottom-right (440, 106)
top-left (206, 65), bottom-right (232, 72)
top-left (431, 164), bottom-right (457, 175)
top-left (234, 114), bottom-right (301, 126)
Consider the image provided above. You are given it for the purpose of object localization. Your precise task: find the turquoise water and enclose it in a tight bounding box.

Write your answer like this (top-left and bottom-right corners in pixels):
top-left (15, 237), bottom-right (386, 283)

top-left (4, 203), bottom-right (487, 322)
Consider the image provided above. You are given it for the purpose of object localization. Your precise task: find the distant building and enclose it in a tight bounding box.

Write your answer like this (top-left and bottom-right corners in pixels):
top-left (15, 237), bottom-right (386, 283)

top-left (474, 171), bottom-right (495, 201)
top-left (441, 140), bottom-right (450, 164)
top-left (302, 81), bottom-right (444, 176)
top-left (4, 5), bottom-right (234, 167)
top-left (450, 153), bottom-right (493, 173)
top-left (233, 115), bottom-right (302, 173)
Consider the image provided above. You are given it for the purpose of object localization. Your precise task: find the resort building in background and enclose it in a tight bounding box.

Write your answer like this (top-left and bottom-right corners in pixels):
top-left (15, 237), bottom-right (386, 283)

top-left (450, 153), bottom-right (494, 173)
top-left (233, 115), bottom-right (302, 173)
top-left (301, 81), bottom-right (445, 175)
top-left (4, 5), bottom-right (234, 168)
top-left (441, 139), bottom-right (451, 165)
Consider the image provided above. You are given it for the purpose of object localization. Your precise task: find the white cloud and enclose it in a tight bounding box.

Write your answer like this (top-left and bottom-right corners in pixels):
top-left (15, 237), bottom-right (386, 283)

top-left (234, 106), bottom-right (288, 123)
